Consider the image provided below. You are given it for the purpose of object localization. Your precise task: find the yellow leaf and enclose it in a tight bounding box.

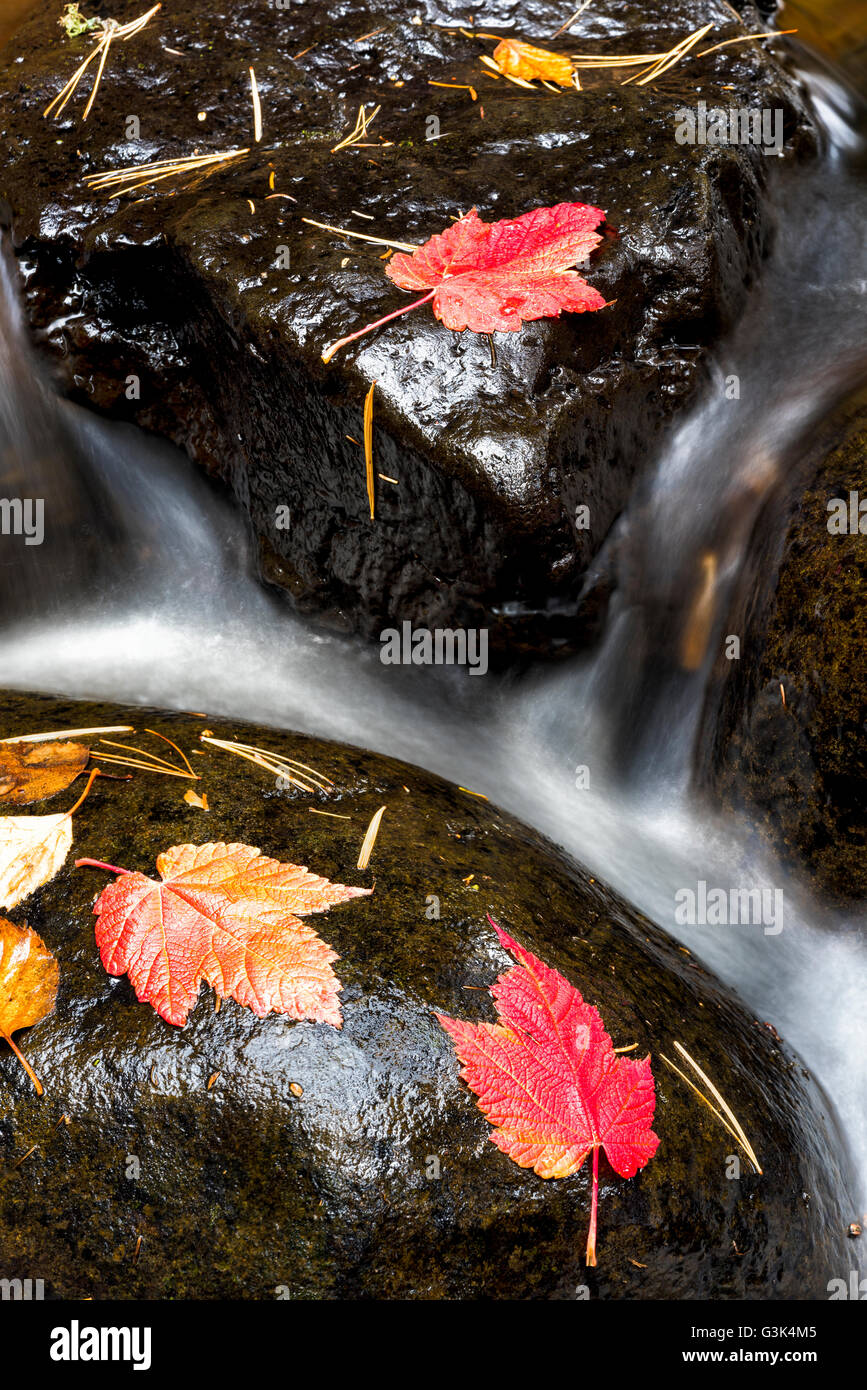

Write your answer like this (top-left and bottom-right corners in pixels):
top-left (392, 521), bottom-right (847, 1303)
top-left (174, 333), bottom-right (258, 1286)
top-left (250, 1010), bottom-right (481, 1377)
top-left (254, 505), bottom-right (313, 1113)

top-left (492, 38), bottom-right (575, 87)
top-left (0, 916), bottom-right (59, 1094)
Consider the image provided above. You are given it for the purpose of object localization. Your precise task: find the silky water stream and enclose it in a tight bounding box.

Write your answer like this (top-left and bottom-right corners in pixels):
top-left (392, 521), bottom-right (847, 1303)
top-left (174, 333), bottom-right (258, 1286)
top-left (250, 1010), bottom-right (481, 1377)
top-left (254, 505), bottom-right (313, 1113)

top-left (1, 52), bottom-right (866, 1217)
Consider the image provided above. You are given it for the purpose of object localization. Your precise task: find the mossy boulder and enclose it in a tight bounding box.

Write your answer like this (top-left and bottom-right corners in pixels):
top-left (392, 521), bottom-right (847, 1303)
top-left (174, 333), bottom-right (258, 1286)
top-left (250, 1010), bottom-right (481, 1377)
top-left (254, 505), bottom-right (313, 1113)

top-left (0, 0), bottom-right (814, 657)
top-left (0, 690), bottom-right (859, 1299)
top-left (698, 392), bottom-right (867, 905)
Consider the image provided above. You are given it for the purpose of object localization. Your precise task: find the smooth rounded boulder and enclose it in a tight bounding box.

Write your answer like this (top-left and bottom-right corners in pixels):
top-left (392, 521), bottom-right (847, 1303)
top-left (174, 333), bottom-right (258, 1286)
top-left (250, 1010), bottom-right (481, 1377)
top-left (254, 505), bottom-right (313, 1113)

top-left (0, 690), bottom-right (860, 1298)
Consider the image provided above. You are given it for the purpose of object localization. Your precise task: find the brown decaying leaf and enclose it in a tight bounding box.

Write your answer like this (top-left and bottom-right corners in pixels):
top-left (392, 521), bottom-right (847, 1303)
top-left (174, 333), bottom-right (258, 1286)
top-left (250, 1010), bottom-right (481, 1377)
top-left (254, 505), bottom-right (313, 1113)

top-left (0, 740), bottom-right (89, 806)
top-left (0, 916), bottom-right (59, 1094)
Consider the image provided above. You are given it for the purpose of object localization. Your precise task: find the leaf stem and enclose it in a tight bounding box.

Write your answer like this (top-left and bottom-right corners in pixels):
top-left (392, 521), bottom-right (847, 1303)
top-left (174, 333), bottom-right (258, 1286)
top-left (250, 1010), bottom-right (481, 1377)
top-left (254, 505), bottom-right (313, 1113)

top-left (65, 767), bottom-right (102, 815)
top-left (1, 1028), bottom-right (43, 1095)
top-left (322, 290), bottom-right (436, 363)
top-left (74, 858), bottom-right (130, 876)
top-left (586, 1145), bottom-right (599, 1267)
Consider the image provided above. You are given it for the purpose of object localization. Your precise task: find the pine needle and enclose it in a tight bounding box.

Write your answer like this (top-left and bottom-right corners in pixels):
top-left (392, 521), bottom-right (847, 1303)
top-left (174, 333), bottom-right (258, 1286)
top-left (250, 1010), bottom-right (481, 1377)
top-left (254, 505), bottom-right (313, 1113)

top-left (92, 731), bottom-right (198, 779)
top-left (363, 380), bottom-right (376, 520)
top-left (357, 805), bottom-right (386, 869)
top-left (84, 148), bottom-right (249, 196)
top-left (144, 728), bottom-right (196, 777)
top-left (621, 23), bottom-right (714, 86)
top-left (696, 29), bottom-right (797, 58)
top-left (0, 725), bottom-right (133, 744)
top-left (199, 734), bottom-right (333, 793)
top-left (44, 3), bottom-right (161, 122)
top-left (249, 65), bottom-right (262, 142)
top-left (301, 218), bottom-right (419, 254)
top-left (332, 103), bottom-right (381, 153)
top-left (551, 1), bottom-right (594, 40)
top-left (90, 753), bottom-right (193, 778)
top-left (428, 81), bottom-right (478, 100)
top-left (661, 1042), bottom-right (762, 1173)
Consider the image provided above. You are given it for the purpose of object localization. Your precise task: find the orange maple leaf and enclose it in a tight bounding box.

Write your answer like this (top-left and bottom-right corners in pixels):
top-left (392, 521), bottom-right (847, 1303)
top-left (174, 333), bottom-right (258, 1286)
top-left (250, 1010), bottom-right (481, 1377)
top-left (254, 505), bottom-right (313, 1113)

top-left (77, 842), bottom-right (371, 1027)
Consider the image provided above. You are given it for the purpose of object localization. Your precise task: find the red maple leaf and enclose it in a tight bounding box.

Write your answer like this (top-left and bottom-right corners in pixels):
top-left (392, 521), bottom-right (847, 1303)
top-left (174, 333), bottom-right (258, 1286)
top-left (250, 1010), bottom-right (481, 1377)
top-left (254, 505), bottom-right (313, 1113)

top-left (436, 918), bottom-right (659, 1266)
top-left (76, 842), bottom-right (371, 1027)
top-left (322, 202), bottom-right (608, 361)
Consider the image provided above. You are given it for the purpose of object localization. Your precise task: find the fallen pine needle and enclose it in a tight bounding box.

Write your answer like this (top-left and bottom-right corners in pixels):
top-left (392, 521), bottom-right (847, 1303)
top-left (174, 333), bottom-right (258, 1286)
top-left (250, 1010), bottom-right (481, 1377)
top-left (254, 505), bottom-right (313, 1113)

top-left (44, 3), bottom-right (161, 122)
top-left (458, 786), bottom-right (489, 799)
top-left (249, 65), bottom-right (262, 142)
top-left (92, 731), bottom-right (198, 779)
top-left (428, 80), bottom-right (478, 100)
top-left (696, 29), bottom-right (797, 58)
top-left (661, 1042), bottom-right (762, 1173)
top-left (363, 380), bottom-right (376, 520)
top-left (0, 725), bottom-right (133, 743)
top-left (622, 23), bottom-right (713, 86)
top-left (200, 734), bottom-right (333, 792)
top-left (13, 1144), bottom-right (38, 1170)
top-left (551, 0), bottom-right (594, 39)
top-left (301, 217), bottom-right (419, 253)
top-left (332, 103), bottom-right (381, 153)
top-left (309, 808), bottom-right (352, 819)
top-left (145, 728), bottom-right (196, 776)
top-left (357, 805), bottom-right (386, 869)
top-left (84, 148), bottom-right (249, 196)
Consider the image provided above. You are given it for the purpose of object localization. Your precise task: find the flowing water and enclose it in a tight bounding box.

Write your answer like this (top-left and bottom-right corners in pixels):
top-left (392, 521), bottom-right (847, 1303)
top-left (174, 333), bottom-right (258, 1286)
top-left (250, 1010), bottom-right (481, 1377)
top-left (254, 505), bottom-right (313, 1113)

top-left (1, 51), bottom-right (866, 1208)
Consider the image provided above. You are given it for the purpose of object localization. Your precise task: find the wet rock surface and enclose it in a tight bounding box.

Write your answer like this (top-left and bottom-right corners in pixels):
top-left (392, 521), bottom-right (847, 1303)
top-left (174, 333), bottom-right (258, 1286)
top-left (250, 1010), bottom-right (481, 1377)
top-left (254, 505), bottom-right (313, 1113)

top-left (699, 391), bottom-right (867, 905)
top-left (0, 0), bottom-right (814, 657)
top-left (0, 689), bottom-right (859, 1299)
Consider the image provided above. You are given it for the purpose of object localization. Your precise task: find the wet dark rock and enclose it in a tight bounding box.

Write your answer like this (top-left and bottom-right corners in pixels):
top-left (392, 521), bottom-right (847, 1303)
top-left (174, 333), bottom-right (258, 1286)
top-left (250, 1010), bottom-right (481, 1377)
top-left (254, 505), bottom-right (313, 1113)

top-left (0, 0), bottom-right (815, 658)
top-left (0, 689), bottom-right (859, 1299)
top-left (698, 391), bottom-right (867, 905)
